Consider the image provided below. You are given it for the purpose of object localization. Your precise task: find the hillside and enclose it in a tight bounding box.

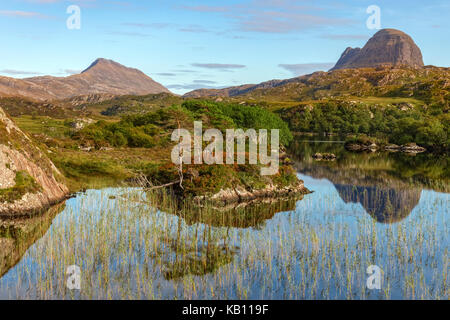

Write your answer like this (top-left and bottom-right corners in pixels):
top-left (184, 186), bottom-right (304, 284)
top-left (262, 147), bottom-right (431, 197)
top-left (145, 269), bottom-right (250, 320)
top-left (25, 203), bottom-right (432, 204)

top-left (185, 65), bottom-right (450, 107)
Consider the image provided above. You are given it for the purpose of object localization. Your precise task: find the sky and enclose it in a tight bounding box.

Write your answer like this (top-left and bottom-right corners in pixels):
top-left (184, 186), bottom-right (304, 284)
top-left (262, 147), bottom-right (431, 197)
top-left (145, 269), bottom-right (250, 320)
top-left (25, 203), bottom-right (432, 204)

top-left (0, 0), bottom-right (449, 95)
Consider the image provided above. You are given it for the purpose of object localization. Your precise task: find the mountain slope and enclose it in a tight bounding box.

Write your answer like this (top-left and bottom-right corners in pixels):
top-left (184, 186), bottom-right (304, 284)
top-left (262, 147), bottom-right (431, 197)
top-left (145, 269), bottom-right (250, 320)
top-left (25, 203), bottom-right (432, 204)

top-left (0, 58), bottom-right (170, 101)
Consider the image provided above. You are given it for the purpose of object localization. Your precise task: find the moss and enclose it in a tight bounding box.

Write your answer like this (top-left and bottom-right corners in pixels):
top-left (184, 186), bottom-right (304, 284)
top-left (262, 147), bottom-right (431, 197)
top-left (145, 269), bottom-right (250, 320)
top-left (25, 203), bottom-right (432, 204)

top-left (0, 171), bottom-right (42, 203)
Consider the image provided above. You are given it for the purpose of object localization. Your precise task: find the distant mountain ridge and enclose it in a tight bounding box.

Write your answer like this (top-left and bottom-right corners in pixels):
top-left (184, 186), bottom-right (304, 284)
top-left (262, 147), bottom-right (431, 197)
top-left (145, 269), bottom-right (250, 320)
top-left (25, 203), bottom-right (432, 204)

top-left (0, 58), bottom-right (170, 101)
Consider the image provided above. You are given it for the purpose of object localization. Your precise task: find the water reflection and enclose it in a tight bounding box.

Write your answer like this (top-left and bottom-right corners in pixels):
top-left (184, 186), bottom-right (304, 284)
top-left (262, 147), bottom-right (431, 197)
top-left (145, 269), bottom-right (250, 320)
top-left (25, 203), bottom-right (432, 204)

top-left (0, 203), bottom-right (66, 277)
top-left (155, 193), bottom-right (304, 229)
top-left (142, 192), bottom-right (304, 279)
top-left (0, 138), bottom-right (447, 299)
top-left (289, 138), bottom-right (448, 223)
top-left (335, 184), bottom-right (421, 223)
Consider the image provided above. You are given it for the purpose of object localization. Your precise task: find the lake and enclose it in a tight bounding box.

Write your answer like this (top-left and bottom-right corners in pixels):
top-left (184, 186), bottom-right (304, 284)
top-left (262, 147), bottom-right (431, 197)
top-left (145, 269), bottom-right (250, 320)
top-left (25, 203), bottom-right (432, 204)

top-left (0, 139), bottom-right (448, 299)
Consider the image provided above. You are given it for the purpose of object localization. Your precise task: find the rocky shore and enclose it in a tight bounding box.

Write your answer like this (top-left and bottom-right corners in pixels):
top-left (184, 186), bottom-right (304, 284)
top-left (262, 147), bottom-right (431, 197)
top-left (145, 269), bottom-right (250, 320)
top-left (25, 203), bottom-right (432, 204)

top-left (193, 179), bottom-right (310, 204)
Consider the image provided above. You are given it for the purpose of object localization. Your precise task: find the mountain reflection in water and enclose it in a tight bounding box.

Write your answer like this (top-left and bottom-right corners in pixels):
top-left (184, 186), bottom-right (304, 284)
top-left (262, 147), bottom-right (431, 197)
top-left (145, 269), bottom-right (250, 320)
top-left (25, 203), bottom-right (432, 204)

top-left (290, 138), bottom-right (449, 224)
top-left (335, 184), bottom-right (421, 223)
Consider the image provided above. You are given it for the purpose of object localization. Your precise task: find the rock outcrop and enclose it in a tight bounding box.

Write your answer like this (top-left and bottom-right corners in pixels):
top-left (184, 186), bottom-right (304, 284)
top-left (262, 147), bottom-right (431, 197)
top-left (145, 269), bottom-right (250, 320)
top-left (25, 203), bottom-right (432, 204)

top-left (0, 107), bottom-right (69, 216)
top-left (330, 29), bottom-right (424, 71)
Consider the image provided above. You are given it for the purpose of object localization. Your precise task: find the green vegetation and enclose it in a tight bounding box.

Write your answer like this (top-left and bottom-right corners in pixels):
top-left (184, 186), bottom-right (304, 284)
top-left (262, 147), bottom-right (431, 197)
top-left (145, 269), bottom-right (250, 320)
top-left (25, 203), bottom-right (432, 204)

top-left (139, 160), bottom-right (298, 198)
top-left (279, 100), bottom-right (449, 152)
top-left (289, 139), bottom-right (449, 192)
top-left (0, 171), bottom-right (41, 203)
top-left (13, 115), bottom-right (71, 139)
top-left (6, 100), bottom-right (298, 194)
top-left (73, 100), bottom-right (293, 148)
top-left (62, 100), bottom-right (297, 196)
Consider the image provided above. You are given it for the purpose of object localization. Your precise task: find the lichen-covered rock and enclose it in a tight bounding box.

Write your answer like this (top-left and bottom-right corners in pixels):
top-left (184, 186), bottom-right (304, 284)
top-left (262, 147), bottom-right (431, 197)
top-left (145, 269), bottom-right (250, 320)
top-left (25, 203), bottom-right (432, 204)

top-left (0, 107), bottom-right (69, 216)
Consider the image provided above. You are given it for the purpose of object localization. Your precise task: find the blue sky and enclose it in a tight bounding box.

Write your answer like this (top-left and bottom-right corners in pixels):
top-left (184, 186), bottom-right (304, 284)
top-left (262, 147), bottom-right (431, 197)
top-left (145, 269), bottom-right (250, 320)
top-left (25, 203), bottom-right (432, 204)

top-left (0, 0), bottom-right (449, 94)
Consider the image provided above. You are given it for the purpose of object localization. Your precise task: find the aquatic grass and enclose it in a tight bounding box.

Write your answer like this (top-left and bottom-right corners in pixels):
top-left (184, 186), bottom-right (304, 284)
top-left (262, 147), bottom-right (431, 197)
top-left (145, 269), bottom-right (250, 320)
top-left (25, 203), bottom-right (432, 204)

top-left (0, 184), bottom-right (447, 300)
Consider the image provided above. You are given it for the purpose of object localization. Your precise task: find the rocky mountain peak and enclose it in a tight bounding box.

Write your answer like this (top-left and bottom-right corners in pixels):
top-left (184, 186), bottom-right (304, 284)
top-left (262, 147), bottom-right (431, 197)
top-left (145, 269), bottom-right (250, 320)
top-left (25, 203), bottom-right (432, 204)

top-left (82, 58), bottom-right (134, 74)
top-left (330, 28), bottom-right (424, 71)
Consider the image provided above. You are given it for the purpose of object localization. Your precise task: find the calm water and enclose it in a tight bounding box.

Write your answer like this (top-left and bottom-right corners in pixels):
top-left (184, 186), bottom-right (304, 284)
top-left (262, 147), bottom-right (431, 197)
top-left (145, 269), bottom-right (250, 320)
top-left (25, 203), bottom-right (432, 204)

top-left (0, 140), bottom-right (448, 299)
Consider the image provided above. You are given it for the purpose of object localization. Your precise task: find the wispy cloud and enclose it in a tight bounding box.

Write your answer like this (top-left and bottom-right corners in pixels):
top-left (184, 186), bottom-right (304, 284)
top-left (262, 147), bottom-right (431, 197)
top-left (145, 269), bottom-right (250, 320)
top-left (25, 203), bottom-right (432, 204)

top-left (0, 69), bottom-right (44, 75)
top-left (25, 0), bottom-right (60, 3)
top-left (106, 31), bottom-right (152, 37)
top-left (155, 73), bottom-right (176, 77)
top-left (192, 63), bottom-right (246, 70)
top-left (193, 80), bottom-right (217, 84)
top-left (181, 5), bottom-right (229, 13)
top-left (237, 12), bottom-right (352, 33)
top-left (167, 82), bottom-right (223, 90)
top-left (63, 69), bottom-right (81, 75)
top-left (0, 10), bottom-right (49, 19)
top-left (321, 34), bottom-right (369, 40)
top-left (179, 25), bottom-right (209, 33)
top-left (279, 63), bottom-right (334, 76)
top-left (182, 1), bottom-right (354, 34)
top-left (122, 21), bottom-right (211, 34)
top-left (122, 22), bottom-right (174, 29)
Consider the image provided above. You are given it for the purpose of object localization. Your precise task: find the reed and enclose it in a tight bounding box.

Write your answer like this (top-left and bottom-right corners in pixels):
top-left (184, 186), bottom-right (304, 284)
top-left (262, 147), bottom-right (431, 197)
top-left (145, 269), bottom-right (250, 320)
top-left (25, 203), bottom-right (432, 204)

top-left (0, 186), bottom-right (447, 300)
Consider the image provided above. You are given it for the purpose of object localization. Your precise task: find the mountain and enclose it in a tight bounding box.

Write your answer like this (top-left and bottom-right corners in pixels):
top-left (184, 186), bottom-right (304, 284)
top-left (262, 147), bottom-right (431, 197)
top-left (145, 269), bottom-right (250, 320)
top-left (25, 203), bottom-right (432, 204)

top-left (0, 107), bottom-right (69, 216)
top-left (184, 29), bottom-right (438, 101)
top-left (330, 29), bottom-right (424, 71)
top-left (0, 58), bottom-right (170, 101)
